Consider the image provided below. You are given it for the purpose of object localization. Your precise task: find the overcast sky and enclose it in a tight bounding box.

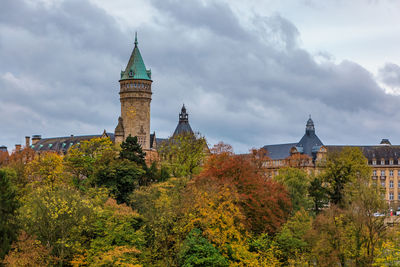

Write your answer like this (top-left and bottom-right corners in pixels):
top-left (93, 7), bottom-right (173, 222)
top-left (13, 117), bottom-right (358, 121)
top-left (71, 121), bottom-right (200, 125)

top-left (1, 0), bottom-right (400, 153)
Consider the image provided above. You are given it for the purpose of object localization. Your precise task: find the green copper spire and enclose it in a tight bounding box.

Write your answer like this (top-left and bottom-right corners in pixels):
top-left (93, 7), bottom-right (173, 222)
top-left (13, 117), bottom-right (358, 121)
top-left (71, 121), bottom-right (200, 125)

top-left (120, 33), bottom-right (152, 81)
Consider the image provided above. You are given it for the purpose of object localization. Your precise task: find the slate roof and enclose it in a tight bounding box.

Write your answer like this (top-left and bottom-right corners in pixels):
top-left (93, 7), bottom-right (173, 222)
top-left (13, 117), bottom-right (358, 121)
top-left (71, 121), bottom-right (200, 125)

top-left (262, 143), bottom-right (297, 160)
top-left (327, 145), bottom-right (400, 164)
top-left (31, 133), bottom-right (114, 153)
top-left (120, 33), bottom-right (151, 81)
top-left (173, 104), bottom-right (193, 136)
top-left (262, 117), bottom-right (323, 160)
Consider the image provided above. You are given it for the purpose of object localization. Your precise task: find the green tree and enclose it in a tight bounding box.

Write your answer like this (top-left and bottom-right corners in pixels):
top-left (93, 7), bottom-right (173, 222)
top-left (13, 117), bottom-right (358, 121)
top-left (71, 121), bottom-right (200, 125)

top-left (158, 132), bottom-right (207, 178)
top-left (0, 170), bottom-right (20, 260)
top-left (308, 175), bottom-right (328, 214)
top-left (178, 228), bottom-right (228, 267)
top-left (323, 147), bottom-right (371, 207)
top-left (94, 151), bottom-right (145, 204)
top-left (119, 135), bottom-right (146, 167)
top-left (275, 208), bottom-right (313, 264)
top-left (275, 168), bottom-right (313, 213)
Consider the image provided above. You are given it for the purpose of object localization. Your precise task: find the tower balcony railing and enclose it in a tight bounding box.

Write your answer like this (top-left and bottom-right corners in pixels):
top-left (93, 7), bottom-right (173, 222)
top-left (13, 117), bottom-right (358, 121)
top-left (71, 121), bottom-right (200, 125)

top-left (380, 176), bottom-right (387, 180)
top-left (372, 176), bottom-right (378, 180)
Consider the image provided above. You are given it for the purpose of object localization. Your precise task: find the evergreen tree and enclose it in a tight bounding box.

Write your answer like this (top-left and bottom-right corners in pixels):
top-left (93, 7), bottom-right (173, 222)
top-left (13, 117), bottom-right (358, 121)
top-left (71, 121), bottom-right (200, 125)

top-left (119, 135), bottom-right (146, 167)
top-left (0, 169), bottom-right (20, 260)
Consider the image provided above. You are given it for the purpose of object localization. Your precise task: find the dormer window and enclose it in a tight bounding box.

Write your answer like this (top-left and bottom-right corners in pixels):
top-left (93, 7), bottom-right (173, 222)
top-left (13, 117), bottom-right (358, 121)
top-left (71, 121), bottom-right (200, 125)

top-left (381, 160), bottom-right (385, 165)
top-left (390, 159), bottom-right (394, 165)
top-left (372, 160), bottom-right (376, 165)
top-left (129, 70), bottom-right (134, 77)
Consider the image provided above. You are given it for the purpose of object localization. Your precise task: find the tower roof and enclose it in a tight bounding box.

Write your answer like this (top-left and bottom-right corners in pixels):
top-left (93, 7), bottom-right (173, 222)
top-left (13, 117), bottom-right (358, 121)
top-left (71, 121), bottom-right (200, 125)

top-left (120, 33), bottom-right (152, 81)
top-left (296, 115), bottom-right (323, 157)
top-left (173, 104), bottom-right (193, 136)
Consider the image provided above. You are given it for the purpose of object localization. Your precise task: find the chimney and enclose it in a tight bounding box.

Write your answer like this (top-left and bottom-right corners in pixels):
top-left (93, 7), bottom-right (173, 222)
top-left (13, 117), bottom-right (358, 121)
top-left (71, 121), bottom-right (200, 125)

top-left (32, 135), bottom-right (42, 145)
top-left (15, 144), bottom-right (22, 151)
top-left (25, 136), bottom-right (30, 147)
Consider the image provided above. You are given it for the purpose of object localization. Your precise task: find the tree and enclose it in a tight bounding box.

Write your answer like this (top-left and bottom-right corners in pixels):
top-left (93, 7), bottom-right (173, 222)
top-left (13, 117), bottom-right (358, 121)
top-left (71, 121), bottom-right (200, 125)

top-left (197, 143), bottom-right (292, 235)
top-left (322, 147), bottom-right (371, 207)
top-left (119, 135), bottom-right (146, 167)
top-left (25, 152), bottom-right (64, 189)
top-left (274, 168), bottom-right (313, 213)
top-left (308, 175), bottom-right (328, 214)
top-left (18, 185), bottom-right (107, 265)
top-left (130, 177), bottom-right (188, 266)
top-left (274, 208), bottom-right (313, 264)
top-left (71, 198), bottom-right (145, 266)
top-left (0, 170), bottom-right (20, 260)
top-left (178, 228), bottom-right (228, 267)
top-left (3, 231), bottom-right (57, 266)
top-left (93, 151), bottom-right (145, 204)
top-left (64, 137), bottom-right (115, 185)
top-left (158, 132), bottom-right (207, 178)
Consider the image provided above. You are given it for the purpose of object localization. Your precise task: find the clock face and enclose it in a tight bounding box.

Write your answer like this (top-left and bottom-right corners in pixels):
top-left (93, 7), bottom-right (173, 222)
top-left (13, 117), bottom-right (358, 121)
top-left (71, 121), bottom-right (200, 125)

top-left (127, 107), bottom-right (136, 119)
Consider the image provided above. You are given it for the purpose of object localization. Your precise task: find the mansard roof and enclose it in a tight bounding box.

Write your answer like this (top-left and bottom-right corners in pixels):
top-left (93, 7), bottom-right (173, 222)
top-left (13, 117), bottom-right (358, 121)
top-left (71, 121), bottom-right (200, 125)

top-left (120, 33), bottom-right (152, 81)
top-left (31, 132), bottom-right (114, 153)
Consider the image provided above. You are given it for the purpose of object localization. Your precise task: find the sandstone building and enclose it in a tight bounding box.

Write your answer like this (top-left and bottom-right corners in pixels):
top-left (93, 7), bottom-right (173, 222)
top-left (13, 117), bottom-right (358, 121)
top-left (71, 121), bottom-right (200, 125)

top-left (263, 117), bottom-right (400, 210)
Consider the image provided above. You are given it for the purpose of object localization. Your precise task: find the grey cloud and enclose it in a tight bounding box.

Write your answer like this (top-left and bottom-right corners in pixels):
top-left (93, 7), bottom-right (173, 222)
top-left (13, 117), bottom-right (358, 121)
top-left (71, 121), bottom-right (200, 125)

top-left (379, 63), bottom-right (400, 88)
top-left (1, 0), bottom-right (399, 152)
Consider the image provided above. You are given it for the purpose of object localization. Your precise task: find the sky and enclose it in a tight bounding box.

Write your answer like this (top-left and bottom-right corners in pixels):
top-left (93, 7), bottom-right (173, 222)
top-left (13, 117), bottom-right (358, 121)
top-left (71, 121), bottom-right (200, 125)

top-left (1, 0), bottom-right (400, 153)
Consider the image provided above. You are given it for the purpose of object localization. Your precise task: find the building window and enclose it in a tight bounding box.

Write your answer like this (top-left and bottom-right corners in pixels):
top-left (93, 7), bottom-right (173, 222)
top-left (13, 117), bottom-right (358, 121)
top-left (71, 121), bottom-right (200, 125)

top-left (390, 180), bottom-right (394, 188)
top-left (372, 160), bottom-right (376, 165)
top-left (390, 192), bottom-right (394, 200)
top-left (381, 181), bottom-right (386, 187)
top-left (398, 170), bottom-right (400, 176)
top-left (390, 159), bottom-right (394, 165)
top-left (381, 160), bottom-right (385, 165)
top-left (398, 193), bottom-right (400, 200)
top-left (390, 170), bottom-right (394, 177)
top-left (373, 170), bottom-right (377, 176)
top-left (398, 181), bottom-right (400, 188)
top-left (381, 170), bottom-right (386, 176)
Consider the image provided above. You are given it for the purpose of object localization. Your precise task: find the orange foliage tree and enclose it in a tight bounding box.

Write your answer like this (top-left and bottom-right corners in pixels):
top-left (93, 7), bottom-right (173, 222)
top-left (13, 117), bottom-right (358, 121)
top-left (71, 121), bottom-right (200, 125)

top-left (195, 143), bottom-right (292, 235)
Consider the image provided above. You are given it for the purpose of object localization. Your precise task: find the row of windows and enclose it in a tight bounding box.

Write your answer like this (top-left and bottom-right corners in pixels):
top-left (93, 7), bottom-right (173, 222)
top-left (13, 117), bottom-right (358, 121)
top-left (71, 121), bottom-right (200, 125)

top-left (373, 170), bottom-right (400, 177)
top-left (382, 180), bottom-right (400, 188)
top-left (121, 82), bottom-right (150, 90)
top-left (372, 159), bottom-right (398, 165)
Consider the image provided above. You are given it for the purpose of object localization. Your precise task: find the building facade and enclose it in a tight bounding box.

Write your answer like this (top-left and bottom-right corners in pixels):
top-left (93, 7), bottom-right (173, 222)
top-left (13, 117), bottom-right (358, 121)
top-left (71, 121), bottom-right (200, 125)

top-left (263, 117), bottom-right (400, 209)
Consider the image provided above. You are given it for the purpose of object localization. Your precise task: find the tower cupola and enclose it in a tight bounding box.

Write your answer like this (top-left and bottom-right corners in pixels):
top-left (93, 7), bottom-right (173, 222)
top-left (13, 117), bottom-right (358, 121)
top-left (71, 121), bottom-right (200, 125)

top-left (173, 104), bottom-right (193, 136)
top-left (305, 115), bottom-right (315, 136)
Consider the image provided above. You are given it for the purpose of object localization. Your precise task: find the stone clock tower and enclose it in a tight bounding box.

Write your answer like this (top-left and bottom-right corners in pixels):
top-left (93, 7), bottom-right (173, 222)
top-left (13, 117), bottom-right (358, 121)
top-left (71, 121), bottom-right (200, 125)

top-left (115, 33), bottom-right (152, 150)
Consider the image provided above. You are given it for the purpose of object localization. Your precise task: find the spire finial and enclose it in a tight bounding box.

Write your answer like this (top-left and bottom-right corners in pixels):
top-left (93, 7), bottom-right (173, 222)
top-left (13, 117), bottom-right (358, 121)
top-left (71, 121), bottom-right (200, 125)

top-left (134, 32), bottom-right (138, 46)
top-left (309, 114), bottom-right (311, 119)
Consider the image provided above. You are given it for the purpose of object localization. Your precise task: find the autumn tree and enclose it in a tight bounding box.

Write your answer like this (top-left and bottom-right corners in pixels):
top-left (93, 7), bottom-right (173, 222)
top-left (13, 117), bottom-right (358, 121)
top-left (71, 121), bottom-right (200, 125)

top-left (0, 170), bottom-right (20, 260)
top-left (197, 142), bottom-right (292, 235)
top-left (158, 132), bottom-right (207, 178)
top-left (64, 137), bottom-right (115, 184)
top-left (3, 231), bottom-right (57, 266)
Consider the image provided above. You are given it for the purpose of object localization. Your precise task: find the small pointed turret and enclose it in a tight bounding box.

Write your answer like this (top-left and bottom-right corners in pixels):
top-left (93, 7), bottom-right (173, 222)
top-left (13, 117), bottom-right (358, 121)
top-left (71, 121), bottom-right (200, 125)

top-left (173, 104), bottom-right (193, 136)
top-left (306, 115), bottom-right (315, 135)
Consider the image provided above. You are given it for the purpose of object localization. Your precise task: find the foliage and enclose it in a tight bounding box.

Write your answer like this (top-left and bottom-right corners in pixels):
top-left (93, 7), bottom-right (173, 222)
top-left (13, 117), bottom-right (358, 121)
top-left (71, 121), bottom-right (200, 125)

top-left (197, 143), bottom-right (292, 235)
top-left (2, 231), bottom-right (57, 266)
top-left (323, 147), bottom-right (371, 207)
top-left (18, 185), bottom-right (107, 264)
top-left (274, 168), bottom-right (313, 213)
top-left (274, 208), bottom-right (312, 264)
top-left (25, 152), bottom-right (64, 189)
top-left (94, 152), bottom-right (145, 204)
top-left (178, 228), bottom-right (229, 267)
top-left (72, 198), bottom-right (145, 266)
top-left (130, 177), bottom-right (188, 265)
top-left (158, 132), bottom-right (207, 178)
top-left (0, 170), bottom-right (20, 260)
top-left (64, 137), bottom-right (115, 184)
top-left (308, 175), bottom-right (328, 214)
top-left (119, 135), bottom-right (146, 167)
